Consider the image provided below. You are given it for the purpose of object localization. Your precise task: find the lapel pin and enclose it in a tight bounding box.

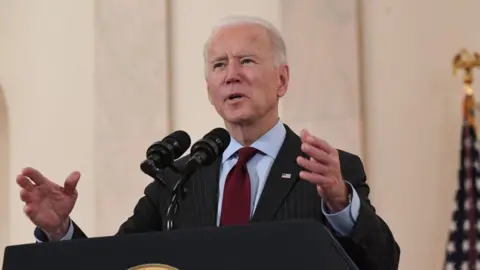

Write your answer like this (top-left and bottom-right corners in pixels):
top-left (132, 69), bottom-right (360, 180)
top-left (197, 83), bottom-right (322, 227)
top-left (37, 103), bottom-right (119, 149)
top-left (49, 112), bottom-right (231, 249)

top-left (281, 173), bottom-right (291, 179)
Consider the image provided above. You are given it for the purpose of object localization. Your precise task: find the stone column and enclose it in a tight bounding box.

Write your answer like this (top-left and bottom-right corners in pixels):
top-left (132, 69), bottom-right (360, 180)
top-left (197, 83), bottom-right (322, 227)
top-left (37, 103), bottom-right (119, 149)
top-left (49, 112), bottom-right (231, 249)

top-left (0, 87), bottom-right (9, 255)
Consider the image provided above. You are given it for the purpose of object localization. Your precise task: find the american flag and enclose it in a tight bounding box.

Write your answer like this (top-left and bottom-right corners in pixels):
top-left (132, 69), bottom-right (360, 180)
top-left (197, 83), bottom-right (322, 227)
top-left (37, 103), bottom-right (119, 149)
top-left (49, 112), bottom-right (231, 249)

top-left (444, 94), bottom-right (480, 270)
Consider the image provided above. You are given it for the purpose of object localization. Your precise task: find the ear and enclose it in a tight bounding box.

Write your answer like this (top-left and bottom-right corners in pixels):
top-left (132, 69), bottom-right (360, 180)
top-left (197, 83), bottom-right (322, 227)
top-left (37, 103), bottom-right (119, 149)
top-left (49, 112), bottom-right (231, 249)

top-left (277, 64), bottom-right (289, 98)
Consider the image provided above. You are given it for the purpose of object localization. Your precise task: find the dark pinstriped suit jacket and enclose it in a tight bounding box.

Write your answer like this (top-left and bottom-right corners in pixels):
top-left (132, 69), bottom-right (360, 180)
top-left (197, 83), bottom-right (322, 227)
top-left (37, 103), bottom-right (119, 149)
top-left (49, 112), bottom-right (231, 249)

top-left (54, 124), bottom-right (400, 269)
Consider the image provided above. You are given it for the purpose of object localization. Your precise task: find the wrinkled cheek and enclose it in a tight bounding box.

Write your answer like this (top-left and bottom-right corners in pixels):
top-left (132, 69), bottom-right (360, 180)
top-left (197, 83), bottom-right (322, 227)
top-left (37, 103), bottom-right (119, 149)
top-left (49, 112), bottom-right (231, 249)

top-left (206, 87), bottom-right (217, 105)
top-left (213, 97), bottom-right (226, 113)
top-left (263, 94), bottom-right (279, 113)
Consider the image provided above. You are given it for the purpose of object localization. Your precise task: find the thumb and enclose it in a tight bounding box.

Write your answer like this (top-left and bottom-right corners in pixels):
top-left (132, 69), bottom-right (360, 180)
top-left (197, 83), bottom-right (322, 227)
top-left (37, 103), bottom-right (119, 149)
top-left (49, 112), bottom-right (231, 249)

top-left (63, 171), bottom-right (81, 195)
top-left (316, 185), bottom-right (323, 197)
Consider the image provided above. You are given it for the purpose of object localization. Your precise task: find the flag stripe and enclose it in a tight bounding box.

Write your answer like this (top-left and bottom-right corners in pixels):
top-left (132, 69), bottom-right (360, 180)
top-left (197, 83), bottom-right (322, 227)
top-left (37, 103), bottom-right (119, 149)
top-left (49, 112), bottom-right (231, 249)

top-left (466, 118), bottom-right (477, 267)
top-left (444, 94), bottom-right (480, 270)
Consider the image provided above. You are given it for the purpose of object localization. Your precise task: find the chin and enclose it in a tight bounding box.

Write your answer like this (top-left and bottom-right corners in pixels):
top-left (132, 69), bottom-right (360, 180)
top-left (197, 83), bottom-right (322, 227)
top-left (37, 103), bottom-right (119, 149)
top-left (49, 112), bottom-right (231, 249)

top-left (223, 112), bottom-right (255, 125)
top-left (217, 104), bottom-right (258, 124)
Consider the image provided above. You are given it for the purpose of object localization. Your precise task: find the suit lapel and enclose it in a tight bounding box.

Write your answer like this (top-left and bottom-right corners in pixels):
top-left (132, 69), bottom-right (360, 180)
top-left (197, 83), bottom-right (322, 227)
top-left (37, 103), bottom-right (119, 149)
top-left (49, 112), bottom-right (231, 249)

top-left (188, 157), bottom-right (221, 227)
top-left (251, 125), bottom-right (303, 222)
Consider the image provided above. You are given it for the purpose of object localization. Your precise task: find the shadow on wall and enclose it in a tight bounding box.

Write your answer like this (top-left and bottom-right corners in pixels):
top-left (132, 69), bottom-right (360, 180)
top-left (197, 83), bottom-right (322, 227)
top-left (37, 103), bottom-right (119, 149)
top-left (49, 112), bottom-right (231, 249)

top-left (0, 84), bottom-right (9, 254)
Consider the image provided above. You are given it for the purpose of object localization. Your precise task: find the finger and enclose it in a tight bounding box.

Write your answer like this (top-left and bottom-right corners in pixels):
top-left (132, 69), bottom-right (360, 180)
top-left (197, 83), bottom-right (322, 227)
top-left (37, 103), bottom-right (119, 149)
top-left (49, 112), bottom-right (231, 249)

top-left (16, 174), bottom-right (35, 191)
top-left (299, 171), bottom-right (333, 187)
top-left (307, 135), bottom-right (334, 155)
top-left (20, 189), bottom-right (34, 203)
top-left (301, 143), bottom-right (331, 165)
top-left (63, 171), bottom-right (80, 195)
top-left (21, 167), bottom-right (48, 185)
top-left (23, 204), bottom-right (37, 217)
top-left (296, 156), bottom-right (328, 174)
top-left (300, 129), bottom-right (310, 141)
top-left (300, 130), bottom-right (334, 156)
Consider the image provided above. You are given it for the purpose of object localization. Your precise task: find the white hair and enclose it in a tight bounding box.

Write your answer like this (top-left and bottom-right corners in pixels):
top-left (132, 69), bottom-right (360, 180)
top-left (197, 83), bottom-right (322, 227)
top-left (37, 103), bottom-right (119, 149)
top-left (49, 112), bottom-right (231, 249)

top-left (203, 15), bottom-right (287, 76)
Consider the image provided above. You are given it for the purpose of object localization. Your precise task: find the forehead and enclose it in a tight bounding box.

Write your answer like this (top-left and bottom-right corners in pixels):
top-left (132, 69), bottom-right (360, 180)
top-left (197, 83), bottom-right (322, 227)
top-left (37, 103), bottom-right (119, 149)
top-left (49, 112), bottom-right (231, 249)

top-left (207, 24), bottom-right (272, 59)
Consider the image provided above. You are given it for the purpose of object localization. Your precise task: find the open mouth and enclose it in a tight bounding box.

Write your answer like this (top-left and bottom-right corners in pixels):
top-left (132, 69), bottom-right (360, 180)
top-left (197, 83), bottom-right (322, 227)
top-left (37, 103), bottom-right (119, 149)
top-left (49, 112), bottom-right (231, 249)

top-left (227, 94), bottom-right (245, 101)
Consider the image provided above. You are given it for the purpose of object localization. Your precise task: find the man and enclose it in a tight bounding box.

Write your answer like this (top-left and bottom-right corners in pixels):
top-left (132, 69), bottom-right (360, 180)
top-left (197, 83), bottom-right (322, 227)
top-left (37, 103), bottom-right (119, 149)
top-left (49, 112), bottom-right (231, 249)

top-left (17, 16), bottom-right (400, 269)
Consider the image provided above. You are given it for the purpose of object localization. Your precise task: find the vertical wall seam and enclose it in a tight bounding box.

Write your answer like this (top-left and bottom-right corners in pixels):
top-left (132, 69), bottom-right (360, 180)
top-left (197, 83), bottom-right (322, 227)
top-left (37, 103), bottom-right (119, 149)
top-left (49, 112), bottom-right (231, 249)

top-left (164, 0), bottom-right (173, 133)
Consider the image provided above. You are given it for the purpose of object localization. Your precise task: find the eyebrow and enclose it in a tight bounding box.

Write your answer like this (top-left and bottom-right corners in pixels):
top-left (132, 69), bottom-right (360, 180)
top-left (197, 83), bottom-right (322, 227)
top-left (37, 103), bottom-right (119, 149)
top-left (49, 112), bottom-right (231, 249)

top-left (209, 53), bottom-right (258, 63)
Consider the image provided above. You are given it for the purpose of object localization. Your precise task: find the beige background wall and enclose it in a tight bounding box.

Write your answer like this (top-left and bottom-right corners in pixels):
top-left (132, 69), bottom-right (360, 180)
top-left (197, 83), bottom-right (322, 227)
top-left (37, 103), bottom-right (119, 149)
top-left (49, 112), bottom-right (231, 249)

top-left (362, 1), bottom-right (480, 269)
top-left (1, 0), bottom-right (479, 269)
top-left (0, 0), bottom-right (97, 246)
top-left (0, 88), bottom-right (8, 259)
top-left (93, 0), bottom-right (171, 236)
top-left (281, 0), bottom-right (364, 158)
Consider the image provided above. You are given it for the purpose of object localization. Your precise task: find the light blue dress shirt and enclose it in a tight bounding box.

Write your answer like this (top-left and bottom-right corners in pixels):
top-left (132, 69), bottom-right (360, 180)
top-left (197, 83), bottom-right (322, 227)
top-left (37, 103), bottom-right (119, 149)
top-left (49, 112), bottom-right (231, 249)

top-left (217, 120), bottom-right (361, 236)
top-left (36, 120), bottom-right (360, 242)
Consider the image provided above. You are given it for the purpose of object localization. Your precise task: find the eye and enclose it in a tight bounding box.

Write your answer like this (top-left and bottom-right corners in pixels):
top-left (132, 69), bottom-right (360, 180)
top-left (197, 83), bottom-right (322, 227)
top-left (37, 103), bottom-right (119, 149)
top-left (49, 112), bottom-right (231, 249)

top-left (212, 62), bottom-right (225, 70)
top-left (241, 58), bottom-right (255, 65)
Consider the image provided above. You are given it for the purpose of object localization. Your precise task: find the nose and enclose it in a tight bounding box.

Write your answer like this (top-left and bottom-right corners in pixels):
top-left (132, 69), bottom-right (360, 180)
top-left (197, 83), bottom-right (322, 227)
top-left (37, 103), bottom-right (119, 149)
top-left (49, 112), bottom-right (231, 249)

top-left (225, 61), bottom-right (241, 84)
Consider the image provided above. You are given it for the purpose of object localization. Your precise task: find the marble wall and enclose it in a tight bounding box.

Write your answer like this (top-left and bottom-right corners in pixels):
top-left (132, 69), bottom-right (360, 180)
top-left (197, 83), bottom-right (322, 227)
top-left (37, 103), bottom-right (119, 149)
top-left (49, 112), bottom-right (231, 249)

top-left (281, 0), bottom-right (364, 158)
top-left (360, 1), bottom-right (480, 269)
top-left (93, 0), bottom-right (170, 236)
top-left (0, 0), bottom-right (96, 246)
top-left (0, 0), bottom-right (170, 244)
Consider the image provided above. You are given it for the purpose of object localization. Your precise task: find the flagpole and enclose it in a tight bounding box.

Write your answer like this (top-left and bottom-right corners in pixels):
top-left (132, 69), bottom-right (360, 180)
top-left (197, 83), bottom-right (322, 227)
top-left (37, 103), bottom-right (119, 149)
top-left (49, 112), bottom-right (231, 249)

top-left (453, 49), bottom-right (480, 139)
top-left (453, 48), bottom-right (480, 94)
top-left (447, 48), bottom-right (480, 269)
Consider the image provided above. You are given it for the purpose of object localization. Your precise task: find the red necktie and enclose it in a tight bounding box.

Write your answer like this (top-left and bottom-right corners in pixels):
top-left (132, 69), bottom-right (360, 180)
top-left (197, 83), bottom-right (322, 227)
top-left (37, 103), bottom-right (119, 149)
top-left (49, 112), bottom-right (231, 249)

top-left (220, 147), bottom-right (257, 226)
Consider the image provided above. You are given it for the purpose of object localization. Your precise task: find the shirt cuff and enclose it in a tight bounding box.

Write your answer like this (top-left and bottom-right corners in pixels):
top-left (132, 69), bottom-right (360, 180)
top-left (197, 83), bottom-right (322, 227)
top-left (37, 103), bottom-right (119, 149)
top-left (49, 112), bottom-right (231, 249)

top-left (34, 218), bottom-right (74, 242)
top-left (321, 181), bottom-right (360, 237)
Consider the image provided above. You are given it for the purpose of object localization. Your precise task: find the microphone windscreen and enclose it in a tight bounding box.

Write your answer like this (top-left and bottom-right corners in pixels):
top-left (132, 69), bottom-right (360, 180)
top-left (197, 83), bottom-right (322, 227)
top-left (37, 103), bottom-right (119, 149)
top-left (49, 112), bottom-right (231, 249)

top-left (167, 130), bottom-right (191, 158)
top-left (203, 128), bottom-right (230, 155)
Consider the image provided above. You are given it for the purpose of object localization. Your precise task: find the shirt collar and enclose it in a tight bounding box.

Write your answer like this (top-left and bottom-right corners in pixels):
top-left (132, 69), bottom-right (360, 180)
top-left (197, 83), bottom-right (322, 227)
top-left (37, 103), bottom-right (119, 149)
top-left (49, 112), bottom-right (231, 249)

top-left (221, 119), bottom-right (286, 164)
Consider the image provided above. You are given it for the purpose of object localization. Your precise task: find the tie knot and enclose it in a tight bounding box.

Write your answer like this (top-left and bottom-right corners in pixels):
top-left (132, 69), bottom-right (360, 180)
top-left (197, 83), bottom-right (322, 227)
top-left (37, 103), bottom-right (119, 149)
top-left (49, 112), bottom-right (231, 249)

top-left (237, 147), bottom-right (257, 164)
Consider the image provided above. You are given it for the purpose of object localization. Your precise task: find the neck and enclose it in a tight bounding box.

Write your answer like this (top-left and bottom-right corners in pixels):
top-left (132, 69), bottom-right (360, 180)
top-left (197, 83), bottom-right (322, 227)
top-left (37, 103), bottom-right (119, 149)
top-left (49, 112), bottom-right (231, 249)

top-left (225, 110), bottom-right (279, 146)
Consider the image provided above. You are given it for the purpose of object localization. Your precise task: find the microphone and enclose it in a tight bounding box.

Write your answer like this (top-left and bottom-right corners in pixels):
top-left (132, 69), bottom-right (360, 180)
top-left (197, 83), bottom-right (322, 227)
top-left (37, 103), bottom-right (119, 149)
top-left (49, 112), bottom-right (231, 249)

top-left (165, 127), bottom-right (230, 230)
top-left (140, 130), bottom-right (191, 184)
top-left (183, 127), bottom-right (231, 176)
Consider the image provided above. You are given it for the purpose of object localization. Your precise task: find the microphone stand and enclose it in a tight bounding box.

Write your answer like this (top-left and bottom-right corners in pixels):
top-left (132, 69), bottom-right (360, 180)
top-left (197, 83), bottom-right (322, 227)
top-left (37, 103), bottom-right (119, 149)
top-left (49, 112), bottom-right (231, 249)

top-left (141, 159), bottom-right (186, 230)
top-left (165, 175), bottom-right (187, 230)
top-left (165, 164), bottom-right (197, 231)
top-left (140, 159), bottom-right (168, 186)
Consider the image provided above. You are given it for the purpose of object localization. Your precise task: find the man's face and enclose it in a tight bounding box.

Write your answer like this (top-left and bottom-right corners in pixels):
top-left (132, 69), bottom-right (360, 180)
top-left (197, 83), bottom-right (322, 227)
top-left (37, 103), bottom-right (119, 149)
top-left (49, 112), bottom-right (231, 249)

top-left (205, 23), bottom-right (289, 125)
